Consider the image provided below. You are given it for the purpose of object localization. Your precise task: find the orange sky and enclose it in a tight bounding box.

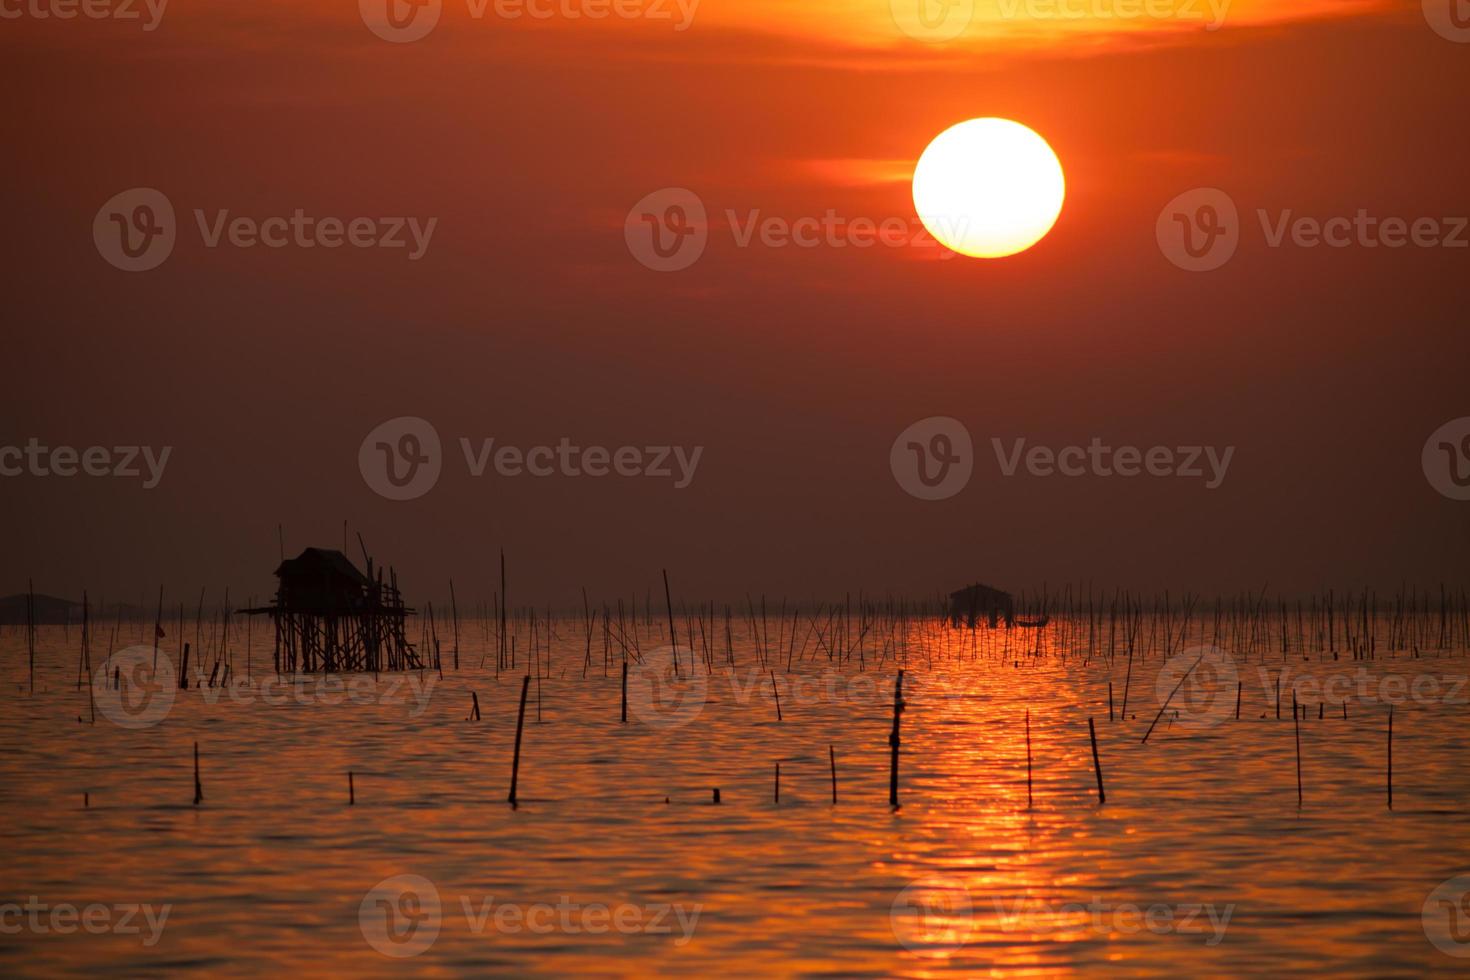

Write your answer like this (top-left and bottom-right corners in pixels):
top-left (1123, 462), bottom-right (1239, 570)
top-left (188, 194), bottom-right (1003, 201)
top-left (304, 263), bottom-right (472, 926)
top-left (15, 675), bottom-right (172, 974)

top-left (2, 0), bottom-right (1468, 601)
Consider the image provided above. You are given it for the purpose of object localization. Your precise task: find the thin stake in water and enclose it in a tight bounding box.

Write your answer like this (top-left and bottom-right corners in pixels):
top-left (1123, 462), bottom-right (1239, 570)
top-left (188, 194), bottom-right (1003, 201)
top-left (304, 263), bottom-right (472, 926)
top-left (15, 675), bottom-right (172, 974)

top-left (829, 744), bottom-right (837, 805)
top-left (1088, 717), bottom-right (1105, 805)
top-left (193, 741), bottom-right (203, 806)
top-left (508, 675), bottom-right (530, 807)
top-left (889, 670), bottom-right (905, 808)
top-left (1387, 704), bottom-right (1394, 811)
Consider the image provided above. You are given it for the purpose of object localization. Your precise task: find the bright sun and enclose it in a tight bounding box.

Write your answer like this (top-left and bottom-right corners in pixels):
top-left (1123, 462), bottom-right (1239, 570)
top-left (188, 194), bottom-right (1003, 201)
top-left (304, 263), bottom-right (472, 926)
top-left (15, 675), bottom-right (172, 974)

top-left (912, 118), bottom-right (1065, 259)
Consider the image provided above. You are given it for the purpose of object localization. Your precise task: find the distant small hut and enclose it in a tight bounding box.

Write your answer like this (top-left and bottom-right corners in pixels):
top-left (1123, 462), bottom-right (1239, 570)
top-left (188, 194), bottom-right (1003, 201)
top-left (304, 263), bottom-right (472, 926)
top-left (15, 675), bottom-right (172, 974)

top-left (241, 548), bottom-right (420, 673)
top-left (948, 583), bottom-right (1015, 629)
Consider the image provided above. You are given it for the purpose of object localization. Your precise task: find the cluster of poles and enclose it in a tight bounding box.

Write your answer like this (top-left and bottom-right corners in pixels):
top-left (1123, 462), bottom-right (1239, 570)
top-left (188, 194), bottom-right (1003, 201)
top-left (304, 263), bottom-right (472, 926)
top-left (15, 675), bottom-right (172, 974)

top-left (10, 567), bottom-right (1461, 814)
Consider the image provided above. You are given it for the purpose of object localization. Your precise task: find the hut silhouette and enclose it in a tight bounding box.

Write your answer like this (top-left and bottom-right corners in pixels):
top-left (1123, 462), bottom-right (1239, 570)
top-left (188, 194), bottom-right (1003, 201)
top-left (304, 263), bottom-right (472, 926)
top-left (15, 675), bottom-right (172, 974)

top-left (241, 547), bottom-right (420, 673)
top-left (948, 583), bottom-right (1015, 629)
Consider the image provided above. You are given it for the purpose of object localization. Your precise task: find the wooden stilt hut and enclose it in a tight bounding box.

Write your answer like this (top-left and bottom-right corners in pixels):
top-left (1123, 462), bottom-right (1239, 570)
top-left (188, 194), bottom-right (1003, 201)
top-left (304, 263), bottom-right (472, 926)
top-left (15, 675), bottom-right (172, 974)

top-left (240, 547), bottom-right (419, 672)
top-left (947, 583), bottom-right (1016, 629)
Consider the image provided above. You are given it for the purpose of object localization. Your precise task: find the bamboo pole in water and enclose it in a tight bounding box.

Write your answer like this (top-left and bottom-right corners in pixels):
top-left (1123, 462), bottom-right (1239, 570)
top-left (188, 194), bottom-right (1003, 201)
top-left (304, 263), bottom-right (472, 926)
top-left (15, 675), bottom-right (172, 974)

top-left (508, 675), bottom-right (530, 807)
top-left (888, 670), bottom-right (904, 808)
top-left (1387, 705), bottom-right (1394, 811)
top-left (829, 744), bottom-right (837, 805)
top-left (662, 569), bottom-right (679, 675)
top-left (193, 742), bottom-right (203, 805)
top-left (1089, 718), bottom-right (1105, 805)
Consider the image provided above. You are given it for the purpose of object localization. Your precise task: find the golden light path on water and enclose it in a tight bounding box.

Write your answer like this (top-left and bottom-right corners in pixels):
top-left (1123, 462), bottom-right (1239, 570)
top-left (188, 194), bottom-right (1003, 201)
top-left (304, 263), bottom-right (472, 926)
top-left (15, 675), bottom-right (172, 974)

top-left (2, 617), bottom-right (1468, 976)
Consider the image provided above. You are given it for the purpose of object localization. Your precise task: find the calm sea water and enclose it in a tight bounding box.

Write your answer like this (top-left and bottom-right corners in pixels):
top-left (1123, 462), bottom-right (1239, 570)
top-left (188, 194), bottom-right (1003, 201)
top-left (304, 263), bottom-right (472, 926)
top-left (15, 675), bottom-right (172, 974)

top-left (3, 617), bottom-right (1469, 977)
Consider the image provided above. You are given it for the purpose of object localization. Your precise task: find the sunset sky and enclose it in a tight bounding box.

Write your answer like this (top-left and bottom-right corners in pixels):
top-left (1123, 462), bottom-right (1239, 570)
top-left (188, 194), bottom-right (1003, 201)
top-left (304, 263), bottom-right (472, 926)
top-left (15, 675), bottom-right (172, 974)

top-left (3, 0), bottom-right (1467, 604)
